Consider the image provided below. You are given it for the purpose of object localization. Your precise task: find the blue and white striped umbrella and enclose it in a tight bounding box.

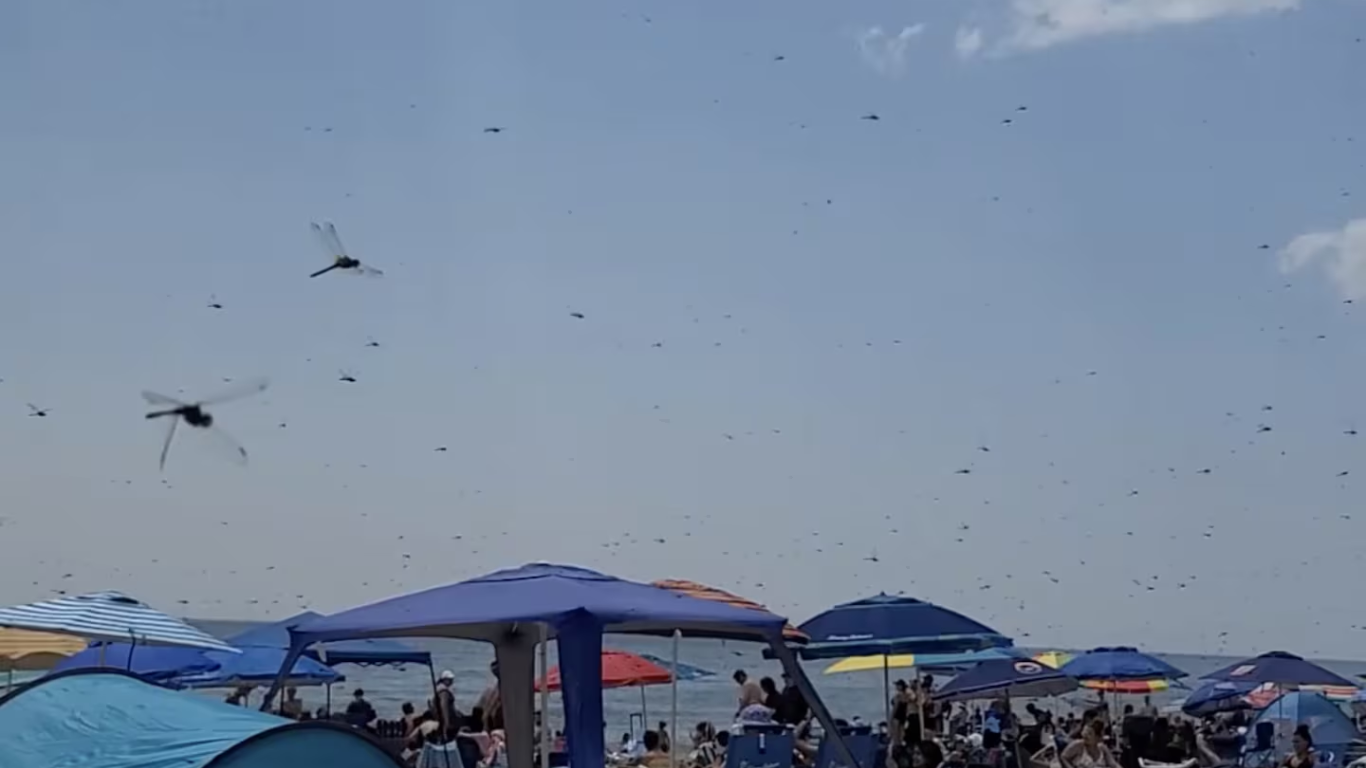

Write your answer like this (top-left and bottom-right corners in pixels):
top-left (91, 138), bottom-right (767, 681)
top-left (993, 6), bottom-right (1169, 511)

top-left (0, 592), bottom-right (237, 653)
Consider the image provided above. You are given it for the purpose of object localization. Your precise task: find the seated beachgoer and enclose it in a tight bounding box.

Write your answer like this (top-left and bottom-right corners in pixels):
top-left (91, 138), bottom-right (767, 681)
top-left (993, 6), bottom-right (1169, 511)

top-left (691, 722), bottom-right (721, 768)
top-left (1063, 720), bottom-right (1122, 768)
top-left (278, 686), bottom-right (304, 719)
top-left (1280, 726), bottom-right (1315, 768)
top-left (640, 730), bottom-right (671, 768)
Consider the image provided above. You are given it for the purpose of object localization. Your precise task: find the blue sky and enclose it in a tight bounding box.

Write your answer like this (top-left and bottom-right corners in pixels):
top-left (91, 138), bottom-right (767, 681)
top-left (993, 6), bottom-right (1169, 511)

top-left (1, 0), bottom-right (1364, 658)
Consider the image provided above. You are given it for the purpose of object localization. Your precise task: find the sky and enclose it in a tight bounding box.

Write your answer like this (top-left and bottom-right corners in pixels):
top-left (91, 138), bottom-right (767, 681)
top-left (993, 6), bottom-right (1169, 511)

top-left (1, 0), bottom-right (1364, 659)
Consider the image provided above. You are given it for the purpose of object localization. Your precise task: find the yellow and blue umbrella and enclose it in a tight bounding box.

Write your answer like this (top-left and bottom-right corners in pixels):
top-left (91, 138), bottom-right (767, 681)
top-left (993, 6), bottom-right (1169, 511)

top-left (824, 648), bottom-right (1020, 675)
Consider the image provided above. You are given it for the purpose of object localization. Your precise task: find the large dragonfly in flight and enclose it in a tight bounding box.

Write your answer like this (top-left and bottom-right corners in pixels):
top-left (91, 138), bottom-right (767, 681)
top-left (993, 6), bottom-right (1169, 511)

top-left (142, 378), bottom-right (268, 471)
top-left (309, 221), bottom-right (384, 278)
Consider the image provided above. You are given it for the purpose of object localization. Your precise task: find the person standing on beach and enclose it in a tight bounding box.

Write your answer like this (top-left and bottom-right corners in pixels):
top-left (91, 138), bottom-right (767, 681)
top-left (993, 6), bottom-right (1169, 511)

top-left (434, 670), bottom-right (461, 736)
top-left (732, 670), bottom-right (764, 719)
top-left (477, 659), bottom-right (505, 731)
top-left (775, 672), bottom-right (809, 726)
top-left (279, 687), bottom-right (304, 719)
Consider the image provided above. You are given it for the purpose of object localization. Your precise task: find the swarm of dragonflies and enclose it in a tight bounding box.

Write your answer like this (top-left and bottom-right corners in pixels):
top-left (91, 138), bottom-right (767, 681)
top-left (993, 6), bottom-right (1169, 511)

top-left (143, 378), bottom-right (268, 471)
top-left (309, 221), bottom-right (383, 278)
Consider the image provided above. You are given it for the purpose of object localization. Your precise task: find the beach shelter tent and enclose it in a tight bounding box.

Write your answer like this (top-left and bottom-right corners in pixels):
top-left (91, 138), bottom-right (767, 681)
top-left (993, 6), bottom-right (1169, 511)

top-left (0, 668), bottom-right (400, 768)
top-left (171, 646), bottom-right (343, 689)
top-left (0, 591), bottom-right (237, 652)
top-left (934, 658), bottom-right (1079, 702)
top-left (1251, 691), bottom-right (1357, 767)
top-left (1203, 651), bottom-right (1355, 687)
top-left (637, 653), bottom-right (714, 681)
top-left (270, 562), bottom-right (855, 768)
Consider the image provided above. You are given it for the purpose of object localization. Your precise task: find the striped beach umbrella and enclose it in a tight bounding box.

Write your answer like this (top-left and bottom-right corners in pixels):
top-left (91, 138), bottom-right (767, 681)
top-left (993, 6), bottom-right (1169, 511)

top-left (652, 579), bottom-right (809, 643)
top-left (0, 628), bottom-right (86, 671)
top-left (1081, 678), bottom-right (1172, 694)
top-left (0, 592), bottom-right (237, 652)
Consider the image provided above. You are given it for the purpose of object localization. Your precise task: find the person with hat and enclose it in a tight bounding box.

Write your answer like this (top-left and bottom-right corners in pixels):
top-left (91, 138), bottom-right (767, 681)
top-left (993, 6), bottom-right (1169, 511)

top-left (345, 688), bottom-right (377, 729)
top-left (433, 669), bottom-right (463, 736)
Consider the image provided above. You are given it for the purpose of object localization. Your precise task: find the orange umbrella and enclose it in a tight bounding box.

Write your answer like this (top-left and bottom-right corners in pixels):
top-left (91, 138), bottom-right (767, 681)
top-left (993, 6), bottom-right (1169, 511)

top-left (652, 579), bottom-right (808, 643)
top-left (536, 650), bottom-right (674, 692)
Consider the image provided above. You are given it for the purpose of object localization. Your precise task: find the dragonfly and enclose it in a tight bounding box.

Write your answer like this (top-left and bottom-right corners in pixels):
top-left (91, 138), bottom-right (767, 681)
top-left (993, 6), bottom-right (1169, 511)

top-left (142, 377), bottom-right (268, 471)
top-left (27, 403), bottom-right (51, 417)
top-left (309, 222), bottom-right (383, 278)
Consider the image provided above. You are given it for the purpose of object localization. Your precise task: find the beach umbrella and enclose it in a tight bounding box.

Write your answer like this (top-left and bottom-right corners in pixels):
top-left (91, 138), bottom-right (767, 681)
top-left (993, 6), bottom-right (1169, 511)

top-left (652, 580), bottom-right (808, 644)
top-left (1182, 680), bottom-right (1260, 717)
top-left (823, 648), bottom-right (1021, 675)
top-left (52, 643), bottom-right (221, 682)
top-left (1202, 651), bottom-right (1355, 687)
top-left (638, 654), bottom-right (713, 681)
top-left (934, 658), bottom-right (1079, 702)
top-left (1060, 647), bottom-right (1186, 681)
top-left (0, 592), bottom-right (237, 652)
top-left (795, 593), bottom-right (1012, 658)
top-left (0, 628), bottom-right (86, 671)
top-left (1081, 679), bottom-right (1175, 694)
top-left (536, 649), bottom-right (675, 728)
top-left (1034, 650), bottom-right (1072, 669)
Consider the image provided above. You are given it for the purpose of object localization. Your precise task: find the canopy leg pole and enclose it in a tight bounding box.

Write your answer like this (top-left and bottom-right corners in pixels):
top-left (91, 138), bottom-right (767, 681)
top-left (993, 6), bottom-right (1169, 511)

top-left (541, 622), bottom-right (551, 768)
top-left (641, 684), bottom-right (648, 731)
top-left (670, 630), bottom-right (680, 768)
top-left (769, 638), bottom-right (859, 768)
top-left (883, 655), bottom-right (891, 739)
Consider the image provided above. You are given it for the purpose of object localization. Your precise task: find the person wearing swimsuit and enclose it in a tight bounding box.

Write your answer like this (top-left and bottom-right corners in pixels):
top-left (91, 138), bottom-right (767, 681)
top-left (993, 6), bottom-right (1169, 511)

top-left (1282, 725), bottom-right (1316, 768)
top-left (1062, 719), bottom-right (1122, 768)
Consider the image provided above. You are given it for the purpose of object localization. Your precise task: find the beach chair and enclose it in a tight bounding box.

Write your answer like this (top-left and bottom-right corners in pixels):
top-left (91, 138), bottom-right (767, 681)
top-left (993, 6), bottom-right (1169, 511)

top-left (813, 731), bottom-right (880, 768)
top-left (725, 731), bottom-right (796, 768)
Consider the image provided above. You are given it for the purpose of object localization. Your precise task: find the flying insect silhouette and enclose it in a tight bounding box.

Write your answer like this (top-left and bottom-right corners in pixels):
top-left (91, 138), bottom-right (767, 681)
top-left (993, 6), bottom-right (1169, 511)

top-left (308, 222), bottom-right (383, 278)
top-left (142, 378), bottom-right (268, 471)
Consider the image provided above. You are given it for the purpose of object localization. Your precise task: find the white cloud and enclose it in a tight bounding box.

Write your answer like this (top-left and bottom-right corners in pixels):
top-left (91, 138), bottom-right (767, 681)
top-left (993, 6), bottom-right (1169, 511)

top-left (955, 26), bottom-right (985, 57)
top-left (961, 0), bottom-right (1300, 55)
top-left (857, 24), bottom-right (926, 77)
top-left (1280, 218), bottom-right (1366, 301)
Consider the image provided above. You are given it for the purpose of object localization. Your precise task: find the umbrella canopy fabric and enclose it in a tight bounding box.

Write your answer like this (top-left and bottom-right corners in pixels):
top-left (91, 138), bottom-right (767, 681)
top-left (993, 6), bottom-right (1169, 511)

top-left (1252, 691), bottom-right (1357, 766)
top-left (1034, 651), bottom-right (1073, 669)
top-left (1081, 679), bottom-right (1173, 693)
top-left (53, 643), bottom-right (221, 682)
top-left (794, 594), bottom-right (1012, 659)
top-left (536, 650), bottom-right (673, 691)
top-left (291, 563), bottom-right (788, 646)
top-left (1182, 681), bottom-right (1259, 716)
top-left (934, 658), bottom-right (1079, 702)
top-left (0, 592), bottom-right (237, 653)
top-left (1202, 651), bottom-right (1355, 687)
top-left (652, 580), bottom-right (808, 644)
top-left (1060, 647), bottom-right (1186, 681)
top-left (823, 648), bottom-right (1022, 675)
top-left (53, 642), bottom-right (341, 689)
top-left (637, 654), bottom-right (714, 681)
top-left (0, 629), bottom-right (86, 671)
top-left (229, 612), bottom-right (430, 667)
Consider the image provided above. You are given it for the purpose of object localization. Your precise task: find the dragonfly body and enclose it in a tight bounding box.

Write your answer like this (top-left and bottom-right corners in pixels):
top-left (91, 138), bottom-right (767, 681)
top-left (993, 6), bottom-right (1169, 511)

top-left (142, 378), bottom-right (267, 471)
top-left (309, 222), bottom-right (382, 278)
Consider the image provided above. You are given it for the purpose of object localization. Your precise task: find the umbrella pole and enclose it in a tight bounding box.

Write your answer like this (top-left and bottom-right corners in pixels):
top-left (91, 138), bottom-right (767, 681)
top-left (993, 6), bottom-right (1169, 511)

top-left (882, 655), bottom-right (892, 738)
top-left (541, 622), bottom-right (551, 768)
top-left (670, 630), bottom-right (680, 768)
top-left (641, 683), bottom-right (648, 730)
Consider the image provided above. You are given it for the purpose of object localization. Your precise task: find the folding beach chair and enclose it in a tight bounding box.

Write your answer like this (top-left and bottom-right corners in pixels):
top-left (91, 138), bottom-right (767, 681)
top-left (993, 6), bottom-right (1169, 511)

top-left (725, 731), bottom-right (795, 768)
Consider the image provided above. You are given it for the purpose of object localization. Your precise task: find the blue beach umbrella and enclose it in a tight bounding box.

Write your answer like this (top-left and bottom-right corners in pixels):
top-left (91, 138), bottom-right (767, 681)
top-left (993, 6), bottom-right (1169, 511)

top-left (934, 658), bottom-right (1079, 702)
top-left (1202, 651), bottom-right (1354, 687)
top-left (1060, 647), bottom-right (1186, 682)
top-left (793, 593), bottom-right (1012, 659)
top-left (1181, 680), bottom-right (1259, 717)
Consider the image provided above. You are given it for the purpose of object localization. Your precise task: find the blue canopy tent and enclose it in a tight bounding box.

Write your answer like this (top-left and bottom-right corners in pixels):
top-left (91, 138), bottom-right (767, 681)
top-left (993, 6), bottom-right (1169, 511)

top-left (0, 668), bottom-right (400, 768)
top-left (1060, 647), bottom-right (1187, 682)
top-left (261, 563), bottom-right (857, 768)
top-left (1250, 691), bottom-right (1357, 767)
top-left (934, 658), bottom-right (1079, 702)
top-left (52, 641), bottom-right (342, 690)
top-left (1202, 651), bottom-right (1355, 687)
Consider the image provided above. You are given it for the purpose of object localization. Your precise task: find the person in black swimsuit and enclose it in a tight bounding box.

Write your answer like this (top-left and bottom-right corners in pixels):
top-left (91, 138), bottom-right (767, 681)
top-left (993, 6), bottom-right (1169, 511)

top-left (1282, 725), bottom-right (1315, 768)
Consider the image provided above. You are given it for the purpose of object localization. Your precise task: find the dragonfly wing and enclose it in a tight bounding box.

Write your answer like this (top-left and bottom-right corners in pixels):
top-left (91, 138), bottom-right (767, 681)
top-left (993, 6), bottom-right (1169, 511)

top-left (200, 424), bottom-right (249, 466)
top-left (143, 391), bottom-right (188, 407)
top-left (323, 222), bottom-right (349, 258)
top-left (310, 221), bottom-right (343, 263)
top-left (159, 416), bottom-right (179, 471)
top-left (345, 262), bottom-right (384, 278)
top-left (198, 377), bottom-right (270, 406)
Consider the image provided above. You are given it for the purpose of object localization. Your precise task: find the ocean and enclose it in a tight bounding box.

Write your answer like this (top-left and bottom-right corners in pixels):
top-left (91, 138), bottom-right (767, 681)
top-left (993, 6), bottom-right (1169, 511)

top-left (191, 620), bottom-right (1366, 734)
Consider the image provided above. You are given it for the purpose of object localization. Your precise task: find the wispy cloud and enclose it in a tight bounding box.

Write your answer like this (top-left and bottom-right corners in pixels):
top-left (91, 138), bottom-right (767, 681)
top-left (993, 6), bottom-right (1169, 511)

top-left (857, 24), bottom-right (926, 77)
top-left (957, 0), bottom-right (1300, 56)
top-left (1280, 217), bottom-right (1366, 301)
top-left (954, 26), bottom-right (984, 58)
